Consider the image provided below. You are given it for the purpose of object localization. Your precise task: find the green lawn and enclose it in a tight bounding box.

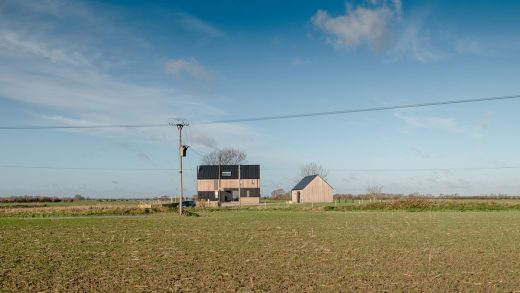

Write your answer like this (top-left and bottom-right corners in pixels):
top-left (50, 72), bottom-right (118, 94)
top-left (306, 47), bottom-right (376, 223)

top-left (2, 210), bottom-right (520, 291)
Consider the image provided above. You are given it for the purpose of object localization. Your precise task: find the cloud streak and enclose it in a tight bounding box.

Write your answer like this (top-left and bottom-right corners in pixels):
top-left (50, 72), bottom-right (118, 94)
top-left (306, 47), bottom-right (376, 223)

top-left (394, 113), bottom-right (463, 133)
top-left (0, 30), bottom-right (91, 66)
top-left (174, 12), bottom-right (223, 38)
top-left (165, 58), bottom-right (213, 80)
top-left (0, 0), bottom-right (254, 150)
top-left (455, 38), bottom-right (494, 57)
top-left (311, 1), bottom-right (444, 62)
top-left (312, 0), bottom-right (402, 51)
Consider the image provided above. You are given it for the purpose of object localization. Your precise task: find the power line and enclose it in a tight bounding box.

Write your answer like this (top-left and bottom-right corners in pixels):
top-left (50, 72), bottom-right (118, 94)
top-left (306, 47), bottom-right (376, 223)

top-left (0, 165), bottom-right (191, 171)
top-left (264, 166), bottom-right (520, 172)
top-left (0, 94), bottom-right (519, 130)
top-left (0, 123), bottom-right (167, 130)
top-left (197, 94), bottom-right (520, 125)
top-left (1, 164), bottom-right (518, 172)
top-left (327, 166), bottom-right (520, 172)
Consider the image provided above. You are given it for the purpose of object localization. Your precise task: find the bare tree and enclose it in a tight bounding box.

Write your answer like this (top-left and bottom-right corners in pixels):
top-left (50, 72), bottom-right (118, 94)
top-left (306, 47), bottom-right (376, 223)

top-left (271, 189), bottom-right (290, 200)
top-left (298, 162), bottom-right (329, 180)
top-left (201, 148), bottom-right (247, 165)
top-left (271, 188), bottom-right (286, 197)
top-left (366, 184), bottom-right (383, 200)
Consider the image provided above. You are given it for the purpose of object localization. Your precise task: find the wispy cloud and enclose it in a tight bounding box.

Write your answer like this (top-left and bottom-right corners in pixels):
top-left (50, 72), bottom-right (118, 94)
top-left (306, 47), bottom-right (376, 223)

top-left (117, 142), bottom-right (154, 164)
top-left (190, 123), bottom-right (260, 151)
top-left (0, 30), bottom-right (91, 66)
top-left (470, 116), bottom-right (492, 139)
top-left (411, 148), bottom-right (430, 159)
top-left (311, 0), bottom-right (402, 51)
top-left (174, 12), bottom-right (223, 38)
top-left (311, 1), bottom-right (443, 62)
top-left (190, 130), bottom-right (218, 149)
top-left (165, 58), bottom-right (213, 80)
top-left (0, 0), bottom-right (254, 150)
top-left (394, 113), bottom-right (463, 133)
top-left (386, 16), bottom-right (443, 62)
top-left (455, 38), bottom-right (494, 57)
top-left (3, 0), bottom-right (92, 20)
top-left (291, 58), bottom-right (309, 66)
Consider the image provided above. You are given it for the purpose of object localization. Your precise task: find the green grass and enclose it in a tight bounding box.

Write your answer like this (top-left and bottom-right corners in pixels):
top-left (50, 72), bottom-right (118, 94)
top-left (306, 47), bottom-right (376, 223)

top-left (0, 203), bottom-right (158, 218)
top-left (2, 210), bottom-right (520, 291)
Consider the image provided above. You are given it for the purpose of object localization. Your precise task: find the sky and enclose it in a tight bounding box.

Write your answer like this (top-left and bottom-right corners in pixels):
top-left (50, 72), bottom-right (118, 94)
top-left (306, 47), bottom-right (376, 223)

top-left (1, 0), bottom-right (520, 197)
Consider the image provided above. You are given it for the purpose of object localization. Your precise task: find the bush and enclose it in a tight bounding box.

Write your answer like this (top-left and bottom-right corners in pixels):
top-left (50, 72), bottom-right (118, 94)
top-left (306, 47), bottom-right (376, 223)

top-left (182, 209), bottom-right (200, 217)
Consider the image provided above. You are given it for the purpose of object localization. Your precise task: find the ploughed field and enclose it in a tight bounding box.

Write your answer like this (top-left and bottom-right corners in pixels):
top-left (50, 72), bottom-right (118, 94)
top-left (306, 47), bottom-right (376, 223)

top-left (2, 210), bottom-right (520, 292)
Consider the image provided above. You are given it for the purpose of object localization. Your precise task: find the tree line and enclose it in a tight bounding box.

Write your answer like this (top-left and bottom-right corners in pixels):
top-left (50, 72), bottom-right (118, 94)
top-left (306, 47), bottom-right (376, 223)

top-left (0, 194), bottom-right (88, 203)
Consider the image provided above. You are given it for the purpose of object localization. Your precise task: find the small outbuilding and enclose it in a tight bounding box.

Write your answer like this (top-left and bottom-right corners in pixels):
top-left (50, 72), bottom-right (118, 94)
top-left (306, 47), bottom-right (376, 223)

top-left (291, 175), bottom-right (333, 203)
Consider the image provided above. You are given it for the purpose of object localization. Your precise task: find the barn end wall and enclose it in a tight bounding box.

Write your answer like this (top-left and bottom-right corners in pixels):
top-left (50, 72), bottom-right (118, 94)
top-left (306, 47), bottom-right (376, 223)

top-left (294, 176), bottom-right (333, 203)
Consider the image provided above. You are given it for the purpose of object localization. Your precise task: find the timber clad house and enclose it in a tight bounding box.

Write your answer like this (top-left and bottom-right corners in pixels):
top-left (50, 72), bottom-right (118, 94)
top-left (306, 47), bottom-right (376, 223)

top-left (292, 175), bottom-right (334, 203)
top-left (197, 165), bottom-right (260, 204)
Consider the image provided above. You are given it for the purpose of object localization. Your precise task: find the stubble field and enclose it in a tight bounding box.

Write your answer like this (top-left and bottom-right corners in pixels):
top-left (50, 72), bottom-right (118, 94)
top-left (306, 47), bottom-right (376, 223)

top-left (2, 210), bottom-right (520, 292)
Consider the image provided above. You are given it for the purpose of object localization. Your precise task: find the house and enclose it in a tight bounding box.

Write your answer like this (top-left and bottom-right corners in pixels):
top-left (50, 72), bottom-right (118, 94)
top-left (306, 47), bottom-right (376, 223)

top-left (291, 175), bottom-right (333, 203)
top-left (197, 165), bottom-right (260, 205)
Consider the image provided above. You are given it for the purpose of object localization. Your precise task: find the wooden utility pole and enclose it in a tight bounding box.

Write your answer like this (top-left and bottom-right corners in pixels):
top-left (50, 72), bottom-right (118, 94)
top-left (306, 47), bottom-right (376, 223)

top-left (169, 119), bottom-right (189, 215)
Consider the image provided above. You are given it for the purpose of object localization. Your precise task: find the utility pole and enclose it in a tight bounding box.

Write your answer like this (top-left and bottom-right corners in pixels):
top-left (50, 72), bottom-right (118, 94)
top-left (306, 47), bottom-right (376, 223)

top-left (169, 119), bottom-right (189, 215)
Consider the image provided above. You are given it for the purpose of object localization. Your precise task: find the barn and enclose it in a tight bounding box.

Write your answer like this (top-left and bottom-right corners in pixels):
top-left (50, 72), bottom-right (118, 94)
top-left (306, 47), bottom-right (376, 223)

top-left (197, 165), bottom-right (260, 205)
top-left (291, 175), bottom-right (334, 203)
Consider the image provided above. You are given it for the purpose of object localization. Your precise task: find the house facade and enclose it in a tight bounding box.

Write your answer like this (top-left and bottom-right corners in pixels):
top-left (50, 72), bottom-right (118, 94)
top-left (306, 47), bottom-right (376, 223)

top-left (197, 165), bottom-right (260, 204)
top-left (291, 175), bottom-right (333, 203)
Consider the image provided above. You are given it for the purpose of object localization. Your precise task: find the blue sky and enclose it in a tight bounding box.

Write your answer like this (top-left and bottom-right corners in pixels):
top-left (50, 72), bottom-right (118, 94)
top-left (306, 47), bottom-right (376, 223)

top-left (1, 0), bottom-right (519, 197)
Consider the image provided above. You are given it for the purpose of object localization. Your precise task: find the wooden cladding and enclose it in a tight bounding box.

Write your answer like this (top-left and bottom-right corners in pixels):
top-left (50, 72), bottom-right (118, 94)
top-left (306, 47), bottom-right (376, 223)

top-left (240, 197), bottom-right (260, 204)
top-left (197, 179), bottom-right (260, 191)
top-left (292, 176), bottom-right (333, 203)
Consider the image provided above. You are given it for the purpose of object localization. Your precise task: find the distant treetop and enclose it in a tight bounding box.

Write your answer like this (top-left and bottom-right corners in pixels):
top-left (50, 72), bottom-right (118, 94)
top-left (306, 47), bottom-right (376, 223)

top-left (201, 148), bottom-right (247, 165)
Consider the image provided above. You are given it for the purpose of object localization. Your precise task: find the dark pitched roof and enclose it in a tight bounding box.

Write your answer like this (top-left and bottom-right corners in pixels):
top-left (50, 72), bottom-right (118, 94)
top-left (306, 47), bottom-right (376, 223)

top-left (292, 175), bottom-right (318, 190)
top-left (197, 165), bottom-right (260, 179)
top-left (292, 175), bottom-right (334, 191)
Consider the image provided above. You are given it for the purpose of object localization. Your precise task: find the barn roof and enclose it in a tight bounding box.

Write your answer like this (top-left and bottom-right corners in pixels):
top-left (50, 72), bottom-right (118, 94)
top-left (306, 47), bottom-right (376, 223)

top-left (292, 175), bottom-right (318, 190)
top-left (292, 175), bottom-right (333, 191)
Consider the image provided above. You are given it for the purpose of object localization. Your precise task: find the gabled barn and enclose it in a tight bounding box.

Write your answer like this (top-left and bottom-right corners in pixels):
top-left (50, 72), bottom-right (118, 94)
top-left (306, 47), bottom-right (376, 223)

top-left (197, 165), bottom-right (260, 205)
top-left (291, 175), bottom-right (333, 203)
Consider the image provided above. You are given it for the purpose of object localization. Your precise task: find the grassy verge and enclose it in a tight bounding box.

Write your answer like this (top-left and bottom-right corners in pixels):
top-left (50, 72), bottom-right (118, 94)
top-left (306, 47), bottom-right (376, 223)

top-left (0, 205), bottom-right (167, 218)
top-left (323, 197), bottom-right (520, 211)
top-left (5, 198), bottom-right (520, 218)
top-left (0, 199), bottom-right (141, 207)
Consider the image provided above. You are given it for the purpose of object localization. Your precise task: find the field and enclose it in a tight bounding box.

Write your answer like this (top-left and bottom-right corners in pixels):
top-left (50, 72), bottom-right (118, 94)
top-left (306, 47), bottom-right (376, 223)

top-left (2, 209), bottom-right (520, 292)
